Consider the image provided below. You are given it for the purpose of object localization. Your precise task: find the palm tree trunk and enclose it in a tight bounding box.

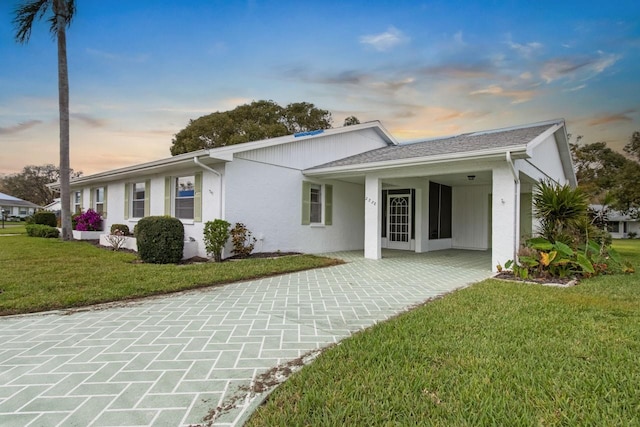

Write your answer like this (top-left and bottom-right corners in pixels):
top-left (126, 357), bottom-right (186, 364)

top-left (55, 0), bottom-right (72, 241)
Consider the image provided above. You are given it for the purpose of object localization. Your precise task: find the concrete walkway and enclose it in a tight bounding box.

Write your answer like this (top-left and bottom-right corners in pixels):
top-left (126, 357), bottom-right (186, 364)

top-left (0, 250), bottom-right (492, 426)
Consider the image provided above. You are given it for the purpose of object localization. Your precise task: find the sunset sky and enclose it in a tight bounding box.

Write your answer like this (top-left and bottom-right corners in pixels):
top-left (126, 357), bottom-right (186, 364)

top-left (1, 0), bottom-right (639, 175)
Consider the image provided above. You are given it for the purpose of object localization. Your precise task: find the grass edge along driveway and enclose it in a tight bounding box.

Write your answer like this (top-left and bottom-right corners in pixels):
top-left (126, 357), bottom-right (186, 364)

top-left (0, 235), bottom-right (342, 316)
top-left (247, 240), bottom-right (640, 427)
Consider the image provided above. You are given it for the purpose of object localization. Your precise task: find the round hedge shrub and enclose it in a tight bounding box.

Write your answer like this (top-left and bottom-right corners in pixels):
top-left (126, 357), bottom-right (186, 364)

top-left (135, 216), bottom-right (184, 264)
top-left (32, 211), bottom-right (57, 227)
top-left (26, 224), bottom-right (60, 238)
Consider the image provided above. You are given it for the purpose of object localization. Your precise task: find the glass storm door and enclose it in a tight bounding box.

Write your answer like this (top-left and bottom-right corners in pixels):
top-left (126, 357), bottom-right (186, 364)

top-left (387, 195), bottom-right (411, 250)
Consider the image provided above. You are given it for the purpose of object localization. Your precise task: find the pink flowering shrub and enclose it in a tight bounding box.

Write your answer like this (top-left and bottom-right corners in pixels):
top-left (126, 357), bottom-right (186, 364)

top-left (73, 209), bottom-right (103, 231)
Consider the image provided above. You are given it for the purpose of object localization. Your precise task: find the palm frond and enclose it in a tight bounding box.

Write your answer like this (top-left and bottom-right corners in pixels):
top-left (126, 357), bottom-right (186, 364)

top-left (13, 0), bottom-right (51, 43)
top-left (13, 0), bottom-right (75, 43)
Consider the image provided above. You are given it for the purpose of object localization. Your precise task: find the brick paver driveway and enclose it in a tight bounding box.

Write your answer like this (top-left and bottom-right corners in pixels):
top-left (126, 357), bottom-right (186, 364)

top-left (0, 250), bottom-right (491, 426)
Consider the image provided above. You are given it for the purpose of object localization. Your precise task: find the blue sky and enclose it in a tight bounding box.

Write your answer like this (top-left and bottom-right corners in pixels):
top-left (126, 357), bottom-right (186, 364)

top-left (1, 0), bottom-right (639, 175)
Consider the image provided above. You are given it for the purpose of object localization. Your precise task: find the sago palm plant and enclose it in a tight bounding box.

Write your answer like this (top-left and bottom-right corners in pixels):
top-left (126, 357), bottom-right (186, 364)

top-left (533, 180), bottom-right (589, 245)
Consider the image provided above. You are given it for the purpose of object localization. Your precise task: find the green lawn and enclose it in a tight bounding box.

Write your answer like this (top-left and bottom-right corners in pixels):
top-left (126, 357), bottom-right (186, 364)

top-left (247, 240), bottom-right (640, 426)
top-left (0, 223), bottom-right (26, 234)
top-left (0, 235), bottom-right (341, 316)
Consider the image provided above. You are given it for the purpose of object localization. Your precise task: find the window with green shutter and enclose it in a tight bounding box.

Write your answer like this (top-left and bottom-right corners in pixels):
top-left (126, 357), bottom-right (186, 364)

top-left (165, 174), bottom-right (202, 221)
top-left (302, 181), bottom-right (332, 226)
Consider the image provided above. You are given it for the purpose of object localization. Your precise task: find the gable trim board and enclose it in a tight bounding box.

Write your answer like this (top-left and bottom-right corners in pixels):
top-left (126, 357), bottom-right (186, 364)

top-left (65, 119), bottom-right (575, 271)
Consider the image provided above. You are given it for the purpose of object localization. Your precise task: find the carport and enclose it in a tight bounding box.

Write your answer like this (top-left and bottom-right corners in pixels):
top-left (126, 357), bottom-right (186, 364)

top-left (304, 119), bottom-right (576, 272)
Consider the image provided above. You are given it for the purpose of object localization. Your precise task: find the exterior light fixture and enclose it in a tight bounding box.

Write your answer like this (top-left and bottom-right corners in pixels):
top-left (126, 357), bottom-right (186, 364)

top-left (467, 175), bottom-right (476, 181)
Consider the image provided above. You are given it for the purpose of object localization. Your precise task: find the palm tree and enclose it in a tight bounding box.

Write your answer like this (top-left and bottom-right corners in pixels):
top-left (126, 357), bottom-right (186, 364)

top-left (13, 0), bottom-right (75, 240)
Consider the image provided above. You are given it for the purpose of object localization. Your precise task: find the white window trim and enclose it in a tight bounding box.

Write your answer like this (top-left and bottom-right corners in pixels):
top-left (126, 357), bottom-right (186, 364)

top-left (303, 181), bottom-right (332, 226)
top-left (131, 182), bottom-right (146, 219)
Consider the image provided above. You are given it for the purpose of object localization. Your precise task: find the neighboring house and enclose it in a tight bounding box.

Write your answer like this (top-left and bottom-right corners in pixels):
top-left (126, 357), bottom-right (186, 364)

top-left (591, 204), bottom-right (640, 239)
top-left (44, 198), bottom-right (61, 213)
top-left (66, 119), bottom-right (576, 271)
top-left (0, 192), bottom-right (40, 219)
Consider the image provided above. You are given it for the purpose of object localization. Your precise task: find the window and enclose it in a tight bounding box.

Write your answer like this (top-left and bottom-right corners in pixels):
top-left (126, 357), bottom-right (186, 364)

top-left (164, 173), bottom-right (202, 222)
top-left (175, 175), bottom-right (195, 219)
top-left (429, 181), bottom-right (452, 240)
top-left (132, 182), bottom-right (146, 218)
top-left (73, 191), bottom-right (82, 214)
top-left (310, 185), bottom-right (322, 223)
top-left (607, 221), bottom-right (620, 233)
top-left (93, 187), bottom-right (105, 214)
top-left (19, 208), bottom-right (27, 216)
top-left (302, 182), bottom-right (332, 225)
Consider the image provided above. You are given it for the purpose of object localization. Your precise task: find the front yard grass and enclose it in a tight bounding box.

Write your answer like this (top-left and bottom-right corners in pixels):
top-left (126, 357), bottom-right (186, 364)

top-left (247, 240), bottom-right (640, 426)
top-left (0, 235), bottom-right (341, 316)
top-left (0, 223), bottom-right (26, 234)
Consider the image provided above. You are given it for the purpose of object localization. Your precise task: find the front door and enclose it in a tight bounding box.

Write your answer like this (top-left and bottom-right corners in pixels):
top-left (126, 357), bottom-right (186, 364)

top-left (387, 194), bottom-right (412, 250)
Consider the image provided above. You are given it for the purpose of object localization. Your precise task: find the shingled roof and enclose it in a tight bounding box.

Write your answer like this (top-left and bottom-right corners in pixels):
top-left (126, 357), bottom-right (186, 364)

top-left (308, 121), bottom-right (561, 170)
top-left (0, 192), bottom-right (41, 208)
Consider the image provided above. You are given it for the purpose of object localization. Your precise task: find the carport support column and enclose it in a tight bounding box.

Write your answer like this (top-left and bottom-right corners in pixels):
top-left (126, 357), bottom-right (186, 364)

top-left (492, 164), bottom-right (520, 272)
top-left (364, 175), bottom-right (382, 259)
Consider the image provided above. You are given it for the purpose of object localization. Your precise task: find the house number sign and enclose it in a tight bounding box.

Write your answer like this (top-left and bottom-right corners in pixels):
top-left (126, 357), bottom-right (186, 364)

top-left (365, 197), bottom-right (377, 206)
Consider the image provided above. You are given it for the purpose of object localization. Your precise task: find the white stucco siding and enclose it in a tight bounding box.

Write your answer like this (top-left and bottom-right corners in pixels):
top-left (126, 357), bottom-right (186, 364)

top-left (525, 134), bottom-right (567, 184)
top-left (452, 185), bottom-right (491, 250)
top-left (492, 165), bottom-right (519, 271)
top-left (224, 158), bottom-right (364, 254)
top-left (71, 166), bottom-right (223, 258)
top-left (235, 128), bottom-right (390, 170)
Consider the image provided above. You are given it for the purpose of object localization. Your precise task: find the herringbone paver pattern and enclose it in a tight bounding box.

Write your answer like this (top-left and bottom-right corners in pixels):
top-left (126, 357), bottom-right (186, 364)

top-left (0, 250), bottom-right (491, 426)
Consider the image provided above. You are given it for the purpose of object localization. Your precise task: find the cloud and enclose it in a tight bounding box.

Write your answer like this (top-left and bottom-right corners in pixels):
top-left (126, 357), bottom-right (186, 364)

top-left (506, 39), bottom-right (543, 58)
top-left (540, 52), bottom-right (621, 83)
top-left (563, 84), bottom-right (587, 92)
top-left (359, 26), bottom-right (409, 51)
top-left (71, 113), bottom-right (108, 128)
top-left (370, 77), bottom-right (416, 92)
top-left (0, 120), bottom-right (43, 135)
top-left (587, 110), bottom-right (636, 126)
top-left (281, 67), bottom-right (415, 94)
top-left (420, 64), bottom-right (494, 79)
top-left (469, 85), bottom-right (535, 104)
top-left (85, 48), bottom-right (150, 63)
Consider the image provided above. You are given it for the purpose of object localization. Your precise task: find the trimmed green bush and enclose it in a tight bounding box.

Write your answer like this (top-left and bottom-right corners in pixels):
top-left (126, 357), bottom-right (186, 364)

top-left (26, 224), bottom-right (60, 238)
top-left (110, 224), bottom-right (130, 236)
top-left (135, 216), bottom-right (184, 264)
top-left (203, 219), bottom-right (230, 262)
top-left (31, 211), bottom-right (57, 227)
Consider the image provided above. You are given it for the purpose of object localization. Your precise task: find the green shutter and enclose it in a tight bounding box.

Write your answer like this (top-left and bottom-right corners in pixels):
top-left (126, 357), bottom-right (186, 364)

top-left (103, 187), bottom-right (108, 218)
top-left (89, 188), bottom-right (94, 211)
top-left (144, 180), bottom-right (151, 217)
top-left (324, 184), bottom-right (333, 226)
top-left (79, 191), bottom-right (83, 212)
top-left (194, 172), bottom-right (203, 222)
top-left (301, 181), bottom-right (311, 225)
top-left (124, 183), bottom-right (130, 220)
top-left (164, 177), bottom-right (171, 215)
